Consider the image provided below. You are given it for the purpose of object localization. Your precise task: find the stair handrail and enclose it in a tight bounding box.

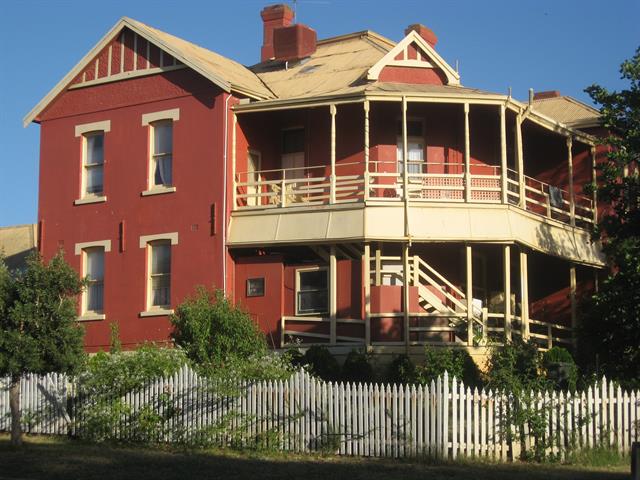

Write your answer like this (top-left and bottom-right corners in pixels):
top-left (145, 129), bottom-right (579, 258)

top-left (416, 257), bottom-right (466, 299)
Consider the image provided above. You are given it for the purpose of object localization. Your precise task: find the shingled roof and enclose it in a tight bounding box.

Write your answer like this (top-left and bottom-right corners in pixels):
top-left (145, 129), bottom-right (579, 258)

top-left (532, 95), bottom-right (601, 129)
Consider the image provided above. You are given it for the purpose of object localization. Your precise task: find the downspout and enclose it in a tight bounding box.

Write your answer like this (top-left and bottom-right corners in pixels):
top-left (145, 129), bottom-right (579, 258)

top-left (222, 92), bottom-right (232, 294)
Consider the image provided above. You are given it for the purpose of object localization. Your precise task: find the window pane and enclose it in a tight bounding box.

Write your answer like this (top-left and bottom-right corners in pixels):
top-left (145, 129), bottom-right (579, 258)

top-left (154, 122), bottom-right (173, 155)
top-left (298, 290), bottom-right (328, 314)
top-left (154, 156), bottom-right (172, 186)
top-left (151, 243), bottom-right (171, 275)
top-left (87, 282), bottom-right (104, 312)
top-left (282, 128), bottom-right (305, 154)
top-left (299, 270), bottom-right (327, 291)
top-left (86, 134), bottom-right (104, 165)
top-left (152, 274), bottom-right (170, 306)
top-left (86, 248), bottom-right (104, 281)
top-left (86, 165), bottom-right (104, 194)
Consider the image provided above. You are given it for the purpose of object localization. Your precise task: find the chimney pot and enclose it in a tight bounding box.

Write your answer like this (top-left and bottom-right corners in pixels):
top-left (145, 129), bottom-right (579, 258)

top-left (405, 24), bottom-right (438, 48)
top-left (260, 4), bottom-right (294, 62)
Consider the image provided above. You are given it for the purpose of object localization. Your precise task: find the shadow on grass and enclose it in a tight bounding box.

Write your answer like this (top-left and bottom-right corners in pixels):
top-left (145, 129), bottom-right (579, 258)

top-left (0, 436), bottom-right (629, 480)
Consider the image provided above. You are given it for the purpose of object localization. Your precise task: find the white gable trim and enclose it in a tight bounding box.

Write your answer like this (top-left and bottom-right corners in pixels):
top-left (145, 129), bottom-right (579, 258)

top-left (23, 17), bottom-right (263, 127)
top-left (367, 30), bottom-right (460, 86)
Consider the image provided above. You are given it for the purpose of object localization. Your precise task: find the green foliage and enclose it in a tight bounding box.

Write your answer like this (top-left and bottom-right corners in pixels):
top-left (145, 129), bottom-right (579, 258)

top-left (485, 339), bottom-right (545, 393)
top-left (109, 322), bottom-right (122, 354)
top-left (581, 47), bottom-right (640, 388)
top-left (341, 350), bottom-right (373, 383)
top-left (0, 252), bottom-right (85, 378)
top-left (386, 354), bottom-right (417, 384)
top-left (170, 287), bottom-right (267, 365)
top-left (299, 345), bottom-right (340, 381)
top-left (78, 344), bottom-right (188, 399)
top-left (542, 347), bottom-right (578, 391)
top-left (416, 346), bottom-right (466, 384)
top-left (76, 344), bottom-right (188, 443)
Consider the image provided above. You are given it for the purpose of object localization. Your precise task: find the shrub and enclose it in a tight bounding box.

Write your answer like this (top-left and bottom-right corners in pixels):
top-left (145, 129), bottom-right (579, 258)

top-left (484, 338), bottom-right (545, 392)
top-left (170, 287), bottom-right (266, 364)
top-left (542, 347), bottom-right (578, 391)
top-left (416, 346), bottom-right (465, 384)
top-left (300, 345), bottom-right (340, 381)
top-left (341, 350), bottom-right (374, 383)
top-left (386, 354), bottom-right (416, 384)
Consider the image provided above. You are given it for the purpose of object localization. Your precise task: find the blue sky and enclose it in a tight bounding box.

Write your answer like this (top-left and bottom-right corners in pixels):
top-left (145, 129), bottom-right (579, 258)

top-left (0, 0), bottom-right (638, 227)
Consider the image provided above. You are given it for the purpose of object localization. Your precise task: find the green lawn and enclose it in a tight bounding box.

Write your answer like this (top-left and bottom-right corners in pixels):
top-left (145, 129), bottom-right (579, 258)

top-left (0, 434), bottom-right (630, 480)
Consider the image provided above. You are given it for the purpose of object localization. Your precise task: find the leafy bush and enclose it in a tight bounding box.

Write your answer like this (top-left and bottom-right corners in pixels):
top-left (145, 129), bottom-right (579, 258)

top-left (170, 287), bottom-right (266, 364)
top-left (386, 354), bottom-right (416, 384)
top-left (416, 346), bottom-right (466, 384)
top-left (78, 344), bottom-right (188, 399)
top-left (485, 338), bottom-right (545, 392)
top-left (203, 352), bottom-right (295, 384)
top-left (341, 350), bottom-right (374, 383)
top-left (300, 345), bottom-right (340, 381)
top-left (542, 347), bottom-right (578, 391)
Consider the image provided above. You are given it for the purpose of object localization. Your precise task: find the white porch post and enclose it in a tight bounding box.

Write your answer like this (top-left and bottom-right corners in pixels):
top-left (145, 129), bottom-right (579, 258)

top-left (464, 102), bottom-right (471, 202)
top-left (570, 263), bottom-right (577, 348)
top-left (402, 96), bottom-right (409, 197)
top-left (403, 242), bottom-right (411, 350)
top-left (567, 136), bottom-right (575, 226)
top-left (330, 104), bottom-right (337, 204)
top-left (519, 248), bottom-right (529, 340)
top-left (591, 146), bottom-right (598, 224)
top-left (466, 244), bottom-right (474, 346)
top-left (329, 245), bottom-right (337, 344)
top-left (500, 104), bottom-right (508, 204)
top-left (503, 245), bottom-right (512, 342)
top-left (364, 100), bottom-right (370, 201)
top-left (231, 112), bottom-right (237, 210)
top-left (363, 243), bottom-right (371, 347)
top-left (516, 113), bottom-right (525, 207)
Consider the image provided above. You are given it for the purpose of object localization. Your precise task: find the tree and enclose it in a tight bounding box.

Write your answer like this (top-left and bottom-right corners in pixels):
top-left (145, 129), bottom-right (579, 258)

top-left (0, 252), bottom-right (85, 446)
top-left (170, 287), bottom-right (266, 365)
top-left (580, 47), bottom-right (640, 387)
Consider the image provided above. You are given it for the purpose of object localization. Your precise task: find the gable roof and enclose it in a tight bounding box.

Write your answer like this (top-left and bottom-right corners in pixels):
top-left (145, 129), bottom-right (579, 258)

top-left (366, 30), bottom-right (460, 85)
top-left (532, 95), bottom-right (601, 129)
top-left (23, 17), bottom-right (274, 127)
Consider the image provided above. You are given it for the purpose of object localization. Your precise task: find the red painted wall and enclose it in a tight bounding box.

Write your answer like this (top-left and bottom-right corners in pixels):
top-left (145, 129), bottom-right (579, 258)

top-left (38, 69), bottom-right (230, 352)
top-left (234, 255), bottom-right (284, 346)
top-left (378, 66), bottom-right (446, 85)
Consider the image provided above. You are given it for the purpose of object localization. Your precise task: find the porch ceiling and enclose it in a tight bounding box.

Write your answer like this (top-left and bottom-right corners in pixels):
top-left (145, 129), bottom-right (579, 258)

top-left (227, 203), bottom-right (605, 267)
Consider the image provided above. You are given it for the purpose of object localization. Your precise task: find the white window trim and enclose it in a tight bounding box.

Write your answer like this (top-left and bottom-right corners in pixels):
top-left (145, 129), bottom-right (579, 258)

top-left (295, 266), bottom-right (328, 316)
top-left (75, 239), bottom-right (111, 256)
top-left (74, 196), bottom-right (107, 205)
top-left (141, 108), bottom-right (180, 126)
top-left (139, 234), bottom-right (177, 317)
top-left (138, 232), bottom-right (179, 248)
top-left (75, 120), bottom-right (111, 137)
top-left (141, 185), bottom-right (177, 197)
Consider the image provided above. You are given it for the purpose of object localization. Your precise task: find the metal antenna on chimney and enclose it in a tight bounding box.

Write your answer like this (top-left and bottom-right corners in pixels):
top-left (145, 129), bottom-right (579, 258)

top-left (292, 0), bottom-right (297, 22)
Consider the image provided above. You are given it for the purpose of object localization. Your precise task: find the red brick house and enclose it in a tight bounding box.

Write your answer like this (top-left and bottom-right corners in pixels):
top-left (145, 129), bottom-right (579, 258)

top-left (26, 5), bottom-right (605, 357)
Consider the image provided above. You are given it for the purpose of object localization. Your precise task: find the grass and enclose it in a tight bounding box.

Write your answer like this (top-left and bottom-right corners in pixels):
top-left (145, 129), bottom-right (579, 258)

top-left (0, 434), bottom-right (630, 480)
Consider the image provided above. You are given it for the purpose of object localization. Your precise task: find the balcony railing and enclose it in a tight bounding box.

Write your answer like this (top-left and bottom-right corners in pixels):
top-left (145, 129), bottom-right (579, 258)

top-left (235, 161), bottom-right (595, 229)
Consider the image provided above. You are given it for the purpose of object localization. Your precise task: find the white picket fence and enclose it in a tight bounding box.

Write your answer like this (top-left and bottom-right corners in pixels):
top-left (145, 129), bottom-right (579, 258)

top-left (1, 368), bottom-right (638, 459)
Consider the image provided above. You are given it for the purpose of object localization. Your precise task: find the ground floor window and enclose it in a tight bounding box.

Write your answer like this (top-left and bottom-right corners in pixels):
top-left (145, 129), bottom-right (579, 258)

top-left (296, 267), bottom-right (328, 315)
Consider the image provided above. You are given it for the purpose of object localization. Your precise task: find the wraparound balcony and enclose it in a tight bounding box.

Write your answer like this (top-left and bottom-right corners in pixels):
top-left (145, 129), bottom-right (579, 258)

top-left (234, 160), bottom-right (595, 230)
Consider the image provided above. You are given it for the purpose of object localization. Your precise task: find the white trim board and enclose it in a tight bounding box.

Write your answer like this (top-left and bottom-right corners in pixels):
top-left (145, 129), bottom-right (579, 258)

top-left (139, 232), bottom-right (179, 247)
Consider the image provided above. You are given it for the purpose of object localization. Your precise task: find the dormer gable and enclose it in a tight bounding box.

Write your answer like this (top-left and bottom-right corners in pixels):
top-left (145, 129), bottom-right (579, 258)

top-left (366, 29), bottom-right (460, 86)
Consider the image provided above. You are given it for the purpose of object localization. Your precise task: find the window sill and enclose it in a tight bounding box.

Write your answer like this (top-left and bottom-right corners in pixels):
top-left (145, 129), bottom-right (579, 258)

top-left (141, 186), bottom-right (176, 197)
top-left (77, 313), bottom-right (106, 322)
top-left (139, 308), bottom-right (174, 318)
top-left (74, 196), bottom-right (107, 205)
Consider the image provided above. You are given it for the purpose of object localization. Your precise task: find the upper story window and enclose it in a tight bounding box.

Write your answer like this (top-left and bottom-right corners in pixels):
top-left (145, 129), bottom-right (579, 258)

top-left (74, 120), bottom-right (110, 205)
top-left (151, 120), bottom-right (173, 187)
top-left (296, 267), bottom-right (328, 315)
top-left (83, 132), bottom-right (104, 196)
top-left (282, 128), bottom-right (305, 171)
top-left (397, 119), bottom-right (425, 174)
top-left (141, 108), bottom-right (179, 196)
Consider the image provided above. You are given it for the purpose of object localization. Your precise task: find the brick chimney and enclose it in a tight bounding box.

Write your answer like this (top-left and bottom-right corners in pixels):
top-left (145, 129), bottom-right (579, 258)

top-left (405, 24), bottom-right (438, 48)
top-left (261, 4), bottom-right (294, 62)
top-left (273, 24), bottom-right (317, 61)
top-left (533, 90), bottom-right (561, 100)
